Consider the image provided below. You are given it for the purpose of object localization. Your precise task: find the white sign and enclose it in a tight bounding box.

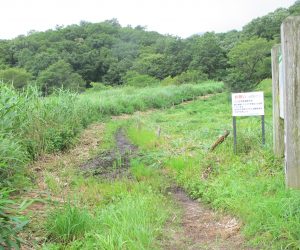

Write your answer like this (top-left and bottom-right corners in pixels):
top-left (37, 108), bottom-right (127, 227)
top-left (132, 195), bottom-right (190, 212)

top-left (279, 53), bottom-right (285, 119)
top-left (232, 92), bottom-right (264, 117)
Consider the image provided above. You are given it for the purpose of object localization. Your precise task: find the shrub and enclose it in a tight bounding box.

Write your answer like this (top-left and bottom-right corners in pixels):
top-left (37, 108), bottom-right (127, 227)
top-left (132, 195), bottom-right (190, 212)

top-left (87, 82), bottom-right (111, 92)
top-left (123, 71), bottom-right (159, 87)
top-left (174, 69), bottom-right (208, 84)
top-left (160, 76), bottom-right (177, 86)
top-left (0, 68), bottom-right (32, 89)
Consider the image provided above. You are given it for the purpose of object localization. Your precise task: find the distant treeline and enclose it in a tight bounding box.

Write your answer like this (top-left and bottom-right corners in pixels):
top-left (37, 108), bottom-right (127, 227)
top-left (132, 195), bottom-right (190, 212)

top-left (0, 1), bottom-right (299, 93)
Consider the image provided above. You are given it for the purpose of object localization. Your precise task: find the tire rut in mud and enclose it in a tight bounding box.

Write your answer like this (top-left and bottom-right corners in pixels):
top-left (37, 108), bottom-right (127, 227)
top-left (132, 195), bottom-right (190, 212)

top-left (80, 128), bottom-right (138, 179)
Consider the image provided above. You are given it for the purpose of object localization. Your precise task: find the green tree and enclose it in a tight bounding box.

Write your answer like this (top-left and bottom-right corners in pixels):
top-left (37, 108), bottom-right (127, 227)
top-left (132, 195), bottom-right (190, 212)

top-left (37, 60), bottom-right (85, 95)
top-left (225, 37), bottom-right (273, 92)
top-left (217, 30), bottom-right (241, 53)
top-left (132, 53), bottom-right (167, 80)
top-left (242, 8), bottom-right (289, 41)
top-left (289, 0), bottom-right (300, 15)
top-left (0, 68), bottom-right (32, 89)
top-left (188, 33), bottom-right (227, 80)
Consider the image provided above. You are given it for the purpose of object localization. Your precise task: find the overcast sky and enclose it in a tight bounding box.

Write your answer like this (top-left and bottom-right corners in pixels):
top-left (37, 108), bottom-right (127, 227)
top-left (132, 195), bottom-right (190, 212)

top-left (0, 0), bottom-right (296, 39)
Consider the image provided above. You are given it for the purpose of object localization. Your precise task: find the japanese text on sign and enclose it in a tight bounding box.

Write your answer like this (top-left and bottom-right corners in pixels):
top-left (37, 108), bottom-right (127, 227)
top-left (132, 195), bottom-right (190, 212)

top-left (232, 92), bottom-right (264, 117)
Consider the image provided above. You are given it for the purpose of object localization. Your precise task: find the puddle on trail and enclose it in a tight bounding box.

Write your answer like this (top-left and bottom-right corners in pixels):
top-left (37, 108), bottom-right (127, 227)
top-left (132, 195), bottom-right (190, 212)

top-left (80, 128), bottom-right (138, 179)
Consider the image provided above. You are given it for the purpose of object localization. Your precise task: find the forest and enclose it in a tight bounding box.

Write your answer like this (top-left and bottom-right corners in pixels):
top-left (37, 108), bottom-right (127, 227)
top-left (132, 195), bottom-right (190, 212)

top-left (0, 1), bottom-right (299, 94)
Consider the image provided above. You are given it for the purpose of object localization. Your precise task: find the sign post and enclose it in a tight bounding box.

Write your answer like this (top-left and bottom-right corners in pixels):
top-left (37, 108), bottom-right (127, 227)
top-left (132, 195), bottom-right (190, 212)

top-left (232, 91), bottom-right (265, 153)
top-left (233, 116), bottom-right (237, 154)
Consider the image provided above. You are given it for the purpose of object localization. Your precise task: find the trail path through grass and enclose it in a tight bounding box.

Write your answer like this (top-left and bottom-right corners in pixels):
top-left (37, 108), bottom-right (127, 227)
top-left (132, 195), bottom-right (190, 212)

top-left (20, 93), bottom-right (251, 249)
top-left (164, 186), bottom-right (250, 250)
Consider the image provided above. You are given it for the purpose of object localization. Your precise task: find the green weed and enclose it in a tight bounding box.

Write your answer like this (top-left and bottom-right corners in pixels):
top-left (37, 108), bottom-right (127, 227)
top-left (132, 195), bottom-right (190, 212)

top-left (131, 159), bottom-right (156, 181)
top-left (127, 127), bottom-right (161, 150)
top-left (0, 189), bottom-right (29, 250)
top-left (1, 82), bottom-right (223, 188)
top-left (71, 193), bottom-right (169, 250)
top-left (45, 202), bottom-right (93, 244)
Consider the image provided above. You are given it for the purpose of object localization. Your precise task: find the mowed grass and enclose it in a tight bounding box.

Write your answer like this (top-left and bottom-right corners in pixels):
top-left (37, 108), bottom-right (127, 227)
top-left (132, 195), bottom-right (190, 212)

top-left (124, 79), bottom-right (300, 249)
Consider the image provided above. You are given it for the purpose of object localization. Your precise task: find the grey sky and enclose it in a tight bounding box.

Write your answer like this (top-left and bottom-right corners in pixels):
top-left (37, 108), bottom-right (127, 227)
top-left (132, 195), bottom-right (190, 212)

top-left (0, 0), bottom-right (296, 39)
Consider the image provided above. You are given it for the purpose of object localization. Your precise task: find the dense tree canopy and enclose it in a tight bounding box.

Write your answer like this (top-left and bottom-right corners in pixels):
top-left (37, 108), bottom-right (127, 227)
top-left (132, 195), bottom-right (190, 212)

top-left (225, 37), bottom-right (273, 91)
top-left (37, 60), bottom-right (85, 95)
top-left (0, 68), bottom-right (32, 89)
top-left (0, 1), bottom-right (299, 94)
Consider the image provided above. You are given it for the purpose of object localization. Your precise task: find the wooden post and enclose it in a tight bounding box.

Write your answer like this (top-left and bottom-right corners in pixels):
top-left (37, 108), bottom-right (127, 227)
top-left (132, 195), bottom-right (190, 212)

top-left (233, 117), bottom-right (237, 154)
top-left (271, 44), bottom-right (284, 157)
top-left (281, 16), bottom-right (300, 188)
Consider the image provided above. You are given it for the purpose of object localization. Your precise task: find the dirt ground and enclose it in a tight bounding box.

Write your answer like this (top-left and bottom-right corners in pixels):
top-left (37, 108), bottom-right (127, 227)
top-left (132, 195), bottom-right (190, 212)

top-left (80, 128), bottom-right (138, 179)
top-left (163, 186), bottom-right (252, 250)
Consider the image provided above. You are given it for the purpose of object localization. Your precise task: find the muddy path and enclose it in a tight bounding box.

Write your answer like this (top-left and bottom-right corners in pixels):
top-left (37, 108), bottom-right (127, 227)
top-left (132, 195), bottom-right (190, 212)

top-left (164, 186), bottom-right (252, 250)
top-left (78, 124), bottom-right (251, 249)
top-left (81, 128), bottom-right (251, 249)
top-left (80, 128), bottom-right (138, 179)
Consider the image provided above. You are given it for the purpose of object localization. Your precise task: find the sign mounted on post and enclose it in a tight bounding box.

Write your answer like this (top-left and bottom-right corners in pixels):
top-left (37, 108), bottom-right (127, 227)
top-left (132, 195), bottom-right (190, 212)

top-left (231, 91), bottom-right (265, 154)
top-left (232, 91), bottom-right (264, 117)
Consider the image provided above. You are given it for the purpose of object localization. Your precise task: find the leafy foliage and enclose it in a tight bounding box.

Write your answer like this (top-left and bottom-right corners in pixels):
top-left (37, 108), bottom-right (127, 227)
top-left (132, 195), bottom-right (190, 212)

top-left (225, 37), bottom-right (273, 92)
top-left (1, 1), bottom-right (298, 92)
top-left (174, 69), bottom-right (208, 84)
top-left (0, 68), bottom-right (32, 89)
top-left (124, 71), bottom-right (159, 87)
top-left (37, 60), bottom-right (85, 95)
top-left (242, 8), bottom-right (289, 41)
top-left (188, 32), bottom-right (227, 80)
top-left (0, 189), bottom-right (28, 250)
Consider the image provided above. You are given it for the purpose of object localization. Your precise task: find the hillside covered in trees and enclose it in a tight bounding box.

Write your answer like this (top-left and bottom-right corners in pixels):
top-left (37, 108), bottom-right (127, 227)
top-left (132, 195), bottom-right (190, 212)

top-left (0, 1), bottom-right (299, 94)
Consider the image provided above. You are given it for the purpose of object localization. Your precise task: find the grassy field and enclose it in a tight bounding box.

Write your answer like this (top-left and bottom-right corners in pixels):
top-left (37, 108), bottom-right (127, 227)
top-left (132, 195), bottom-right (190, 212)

top-left (0, 81), bottom-right (223, 249)
top-left (122, 79), bottom-right (300, 249)
top-left (24, 121), bottom-right (176, 250)
top-left (3, 79), bottom-right (300, 249)
top-left (0, 82), bottom-right (223, 187)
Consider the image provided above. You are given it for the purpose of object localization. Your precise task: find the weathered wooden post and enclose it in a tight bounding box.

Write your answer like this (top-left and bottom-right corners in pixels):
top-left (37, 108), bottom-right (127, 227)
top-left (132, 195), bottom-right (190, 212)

top-left (271, 44), bottom-right (284, 157)
top-left (281, 16), bottom-right (300, 188)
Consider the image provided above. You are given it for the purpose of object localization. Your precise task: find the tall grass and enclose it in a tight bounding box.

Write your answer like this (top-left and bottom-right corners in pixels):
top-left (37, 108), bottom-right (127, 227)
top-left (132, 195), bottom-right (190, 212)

top-left (45, 203), bottom-right (93, 244)
top-left (0, 82), bottom-right (223, 187)
top-left (1, 82), bottom-right (222, 248)
top-left (80, 193), bottom-right (169, 250)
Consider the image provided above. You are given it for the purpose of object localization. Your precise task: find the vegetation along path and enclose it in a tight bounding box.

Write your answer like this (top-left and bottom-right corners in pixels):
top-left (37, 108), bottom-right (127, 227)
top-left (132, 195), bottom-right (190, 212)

top-left (82, 123), bottom-right (250, 250)
top-left (12, 81), bottom-right (297, 249)
top-left (16, 93), bottom-right (252, 250)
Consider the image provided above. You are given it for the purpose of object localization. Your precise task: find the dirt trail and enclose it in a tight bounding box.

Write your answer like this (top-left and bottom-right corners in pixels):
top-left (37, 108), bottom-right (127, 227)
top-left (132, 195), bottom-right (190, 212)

top-left (164, 187), bottom-right (251, 250)
top-left (23, 95), bottom-right (252, 249)
top-left (82, 129), bottom-right (251, 250)
top-left (80, 128), bottom-right (137, 179)
top-left (79, 125), bottom-right (251, 249)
